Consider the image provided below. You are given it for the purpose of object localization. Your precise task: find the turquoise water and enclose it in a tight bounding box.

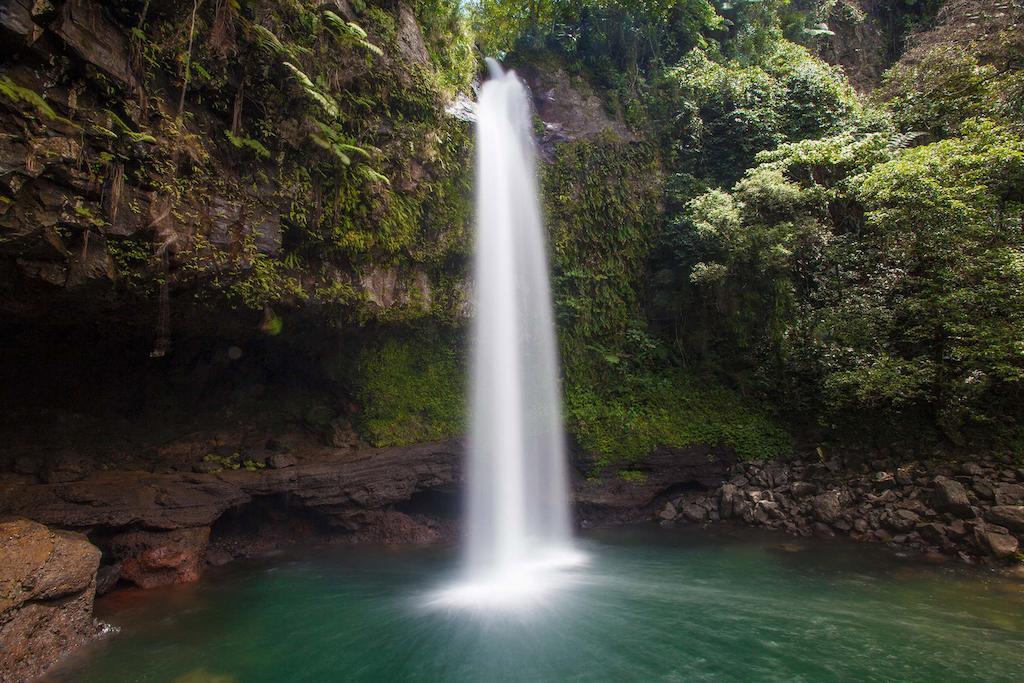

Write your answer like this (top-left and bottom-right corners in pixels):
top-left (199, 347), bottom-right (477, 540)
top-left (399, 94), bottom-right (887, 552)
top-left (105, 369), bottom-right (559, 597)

top-left (48, 527), bottom-right (1024, 682)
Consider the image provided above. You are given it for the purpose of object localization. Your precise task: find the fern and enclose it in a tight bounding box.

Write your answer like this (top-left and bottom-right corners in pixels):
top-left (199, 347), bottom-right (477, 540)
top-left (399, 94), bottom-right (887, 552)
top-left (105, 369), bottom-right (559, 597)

top-left (224, 130), bottom-right (270, 158)
top-left (103, 109), bottom-right (157, 143)
top-left (359, 166), bottom-right (391, 185)
top-left (321, 11), bottom-right (383, 56)
top-left (250, 24), bottom-right (310, 61)
top-left (282, 62), bottom-right (340, 118)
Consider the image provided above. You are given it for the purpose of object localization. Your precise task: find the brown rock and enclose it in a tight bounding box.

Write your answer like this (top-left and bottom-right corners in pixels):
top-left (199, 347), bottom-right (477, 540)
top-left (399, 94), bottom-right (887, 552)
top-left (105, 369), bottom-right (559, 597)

top-left (931, 476), bottom-right (973, 518)
top-left (790, 481), bottom-right (817, 498)
top-left (985, 506), bottom-right (1024, 534)
top-left (111, 527), bottom-right (211, 589)
top-left (267, 452), bottom-right (297, 469)
top-left (811, 490), bottom-right (845, 523)
top-left (916, 522), bottom-right (948, 545)
top-left (978, 528), bottom-right (1019, 559)
top-left (681, 503), bottom-right (707, 523)
top-left (0, 518), bottom-right (100, 682)
top-left (994, 483), bottom-right (1024, 506)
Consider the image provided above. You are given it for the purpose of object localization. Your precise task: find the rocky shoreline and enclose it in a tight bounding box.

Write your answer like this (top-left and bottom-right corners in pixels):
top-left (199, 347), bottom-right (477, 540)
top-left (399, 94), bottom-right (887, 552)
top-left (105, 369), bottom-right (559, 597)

top-left (657, 452), bottom-right (1024, 566)
top-left (3, 441), bottom-right (1023, 681)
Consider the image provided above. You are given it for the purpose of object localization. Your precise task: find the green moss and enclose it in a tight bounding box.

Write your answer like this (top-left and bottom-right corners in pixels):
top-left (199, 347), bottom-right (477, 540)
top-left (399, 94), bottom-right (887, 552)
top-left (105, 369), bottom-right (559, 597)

top-left (543, 133), bottom-right (662, 359)
top-left (567, 368), bottom-right (793, 465)
top-left (354, 335), bottom-right (464, 447)
top-left (0, 76), bottom-right (77, 128)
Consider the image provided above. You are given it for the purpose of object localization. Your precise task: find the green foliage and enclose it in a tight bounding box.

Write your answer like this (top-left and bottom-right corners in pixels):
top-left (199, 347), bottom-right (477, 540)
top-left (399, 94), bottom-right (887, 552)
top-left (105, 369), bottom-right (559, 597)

top-left (224, 130), bottom-right (270, 158)
top-left (320, 11), bottom-right (383, 56)
top-left (543, 134), bottom-right (661, 355)
top-left (649, 40), bottom-right (860, 185)
top-left (0, 76), bottom-right (77, 128)
top-left (354, 335), bottom-right (464, 447)
top-left (567, 366), bottom-right (793, 464)
top-left (669, 119), bottom-right (1024, 441)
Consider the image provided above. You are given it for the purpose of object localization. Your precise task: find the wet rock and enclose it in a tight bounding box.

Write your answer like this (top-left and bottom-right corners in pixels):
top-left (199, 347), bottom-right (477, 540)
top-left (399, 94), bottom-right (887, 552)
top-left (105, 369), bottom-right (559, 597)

top-left (916, 522), bottom-right (948, 545)
top-left (961, 462), bottom-right (985, 477)
top-left (873, 471), bottom-right (896, 490)
top-left (977, 527), bottom-right (1019, 559)
top-left (994, 483), bottom-right (1024, 506)
top-left (659, 502), bottom-right (678, 521)
top-left (790, 481), bottom-right (817, 498)
top-left (885, 509), bottom-right (921, 533)
top-left (94, 563), bottom-right (121, 596)
top-left (813, 522), bottom-right (835, 538)
top-left (985, 505), bottom-right (1024, 534)
top-left (754, 500), bottom-right (783, 524)
top-left (811, 490), bottom-right (845, 524)
top-left (681, 503), bottom-right (707, 523)
top-left (932, 476), bottom-right (973, 517)
top-left (109, 527), bottom-right (211, 589)
top-left (267, 452), bottom-right (297, 469)
top-left (0, 518), bottom-right (101, 682)
top-left (718, 483), bottom-right (739, 519)
top-left (895, 466), bottom-right (914, 487)
top-left (971, 478), bottom-right (996, 501)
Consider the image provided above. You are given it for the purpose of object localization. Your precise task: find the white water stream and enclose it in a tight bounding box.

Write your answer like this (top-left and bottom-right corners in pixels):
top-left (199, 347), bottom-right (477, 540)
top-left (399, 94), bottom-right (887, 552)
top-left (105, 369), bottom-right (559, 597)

top-left (433, 60), bottom-right (582, 608)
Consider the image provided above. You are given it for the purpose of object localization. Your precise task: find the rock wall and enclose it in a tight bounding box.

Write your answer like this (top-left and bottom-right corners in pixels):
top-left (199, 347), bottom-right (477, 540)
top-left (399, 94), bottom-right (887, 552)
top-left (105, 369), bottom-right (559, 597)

top-left (0, 0), bottom-right (473, 337)
top-left (0, 518), bottom-right (101, 683)
top-left (0, 439), bottom-right (463, 591)
top-left (658, 451), bottom-right (1024, 566)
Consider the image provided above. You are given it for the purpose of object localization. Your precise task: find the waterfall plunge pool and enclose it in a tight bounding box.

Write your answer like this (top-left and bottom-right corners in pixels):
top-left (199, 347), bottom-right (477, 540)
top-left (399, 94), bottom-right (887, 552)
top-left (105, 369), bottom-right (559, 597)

top-left (46, 526), bottom-right (1024, 682)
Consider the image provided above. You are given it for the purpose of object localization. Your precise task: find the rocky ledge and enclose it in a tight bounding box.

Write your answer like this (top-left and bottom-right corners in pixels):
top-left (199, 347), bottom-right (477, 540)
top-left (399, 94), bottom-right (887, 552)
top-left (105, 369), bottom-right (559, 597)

top-left (0, 438), bottom-right (739, 594)
top-left (0, 440), bottom-right (462, 594)
top-left (657, 452), bottom-right (1024, 565)
top-left (0, 518), bottom-right (101, 683)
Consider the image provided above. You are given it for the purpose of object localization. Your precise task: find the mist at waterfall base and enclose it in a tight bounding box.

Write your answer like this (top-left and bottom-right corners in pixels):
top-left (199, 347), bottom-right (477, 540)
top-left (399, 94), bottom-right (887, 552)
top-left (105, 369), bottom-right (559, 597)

top-left (429, 60), bottom-right (583, 609)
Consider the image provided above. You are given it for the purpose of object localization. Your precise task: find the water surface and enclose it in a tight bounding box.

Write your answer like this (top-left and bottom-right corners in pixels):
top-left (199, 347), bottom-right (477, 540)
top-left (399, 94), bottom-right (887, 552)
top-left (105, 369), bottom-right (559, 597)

top-left (48, 527), bottom-right (1024, 682)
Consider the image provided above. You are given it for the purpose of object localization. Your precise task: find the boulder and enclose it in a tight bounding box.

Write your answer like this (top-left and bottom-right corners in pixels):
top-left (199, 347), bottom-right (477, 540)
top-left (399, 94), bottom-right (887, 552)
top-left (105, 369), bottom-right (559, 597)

top-left (790, 481), bottom-right (817, 498)
top-left (267, 452), bottom-right (297, 469)
top-left (985, 506), bottom-right (1024, 534)
top-left (931, 476), bottom-right (973, 517)
top-left (994, 483), bottom-right (1024, 506)
top-left (884, 509), bottom-right (921, 534)
top-left (960, 462), bottom-right (985, 477)
top-left (0, 518), bottom-right (100, 682)
top-left (916, 522), bottom-right (948, 545)
top-left (811, 490), bottom-right (845, 524)
top-left (718, 483), bottom-right (739, 519)
top-left (658, 502), bottom-right (678, 521)
top-left (976, 527), bottom-right (1019, 559)
top-left (681, 503), bottom-right (707, 523)
top-left (873, 471), bottom-right (896, 490)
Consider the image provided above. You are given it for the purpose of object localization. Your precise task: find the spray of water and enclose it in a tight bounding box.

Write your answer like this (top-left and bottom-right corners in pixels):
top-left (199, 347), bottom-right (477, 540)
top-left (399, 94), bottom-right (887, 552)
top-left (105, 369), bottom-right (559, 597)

top-left (431, 60), bottom-right (583, 609)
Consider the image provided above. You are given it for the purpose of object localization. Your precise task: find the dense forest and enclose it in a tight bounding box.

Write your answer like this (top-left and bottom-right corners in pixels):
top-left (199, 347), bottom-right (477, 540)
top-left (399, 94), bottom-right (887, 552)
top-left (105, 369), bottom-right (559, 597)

top-left (1, 0), bottom-right (1022, 468)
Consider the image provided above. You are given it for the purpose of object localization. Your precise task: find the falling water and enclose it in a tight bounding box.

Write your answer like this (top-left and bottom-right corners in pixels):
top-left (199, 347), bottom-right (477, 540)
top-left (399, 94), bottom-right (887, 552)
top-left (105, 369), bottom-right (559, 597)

top-left (434, 60), bottom-right (581, 608)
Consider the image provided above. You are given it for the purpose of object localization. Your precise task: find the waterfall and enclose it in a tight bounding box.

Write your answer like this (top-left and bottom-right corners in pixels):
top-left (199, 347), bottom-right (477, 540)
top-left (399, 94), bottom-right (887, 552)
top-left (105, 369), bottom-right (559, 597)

top-left (433, 60), bottom-right (582, 608)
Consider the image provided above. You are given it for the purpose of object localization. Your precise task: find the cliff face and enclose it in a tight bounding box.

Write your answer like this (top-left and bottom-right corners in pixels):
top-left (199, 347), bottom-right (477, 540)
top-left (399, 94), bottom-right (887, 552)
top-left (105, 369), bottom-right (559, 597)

top-left (0, 0), bottom-right (473, 337)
